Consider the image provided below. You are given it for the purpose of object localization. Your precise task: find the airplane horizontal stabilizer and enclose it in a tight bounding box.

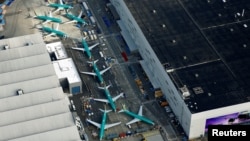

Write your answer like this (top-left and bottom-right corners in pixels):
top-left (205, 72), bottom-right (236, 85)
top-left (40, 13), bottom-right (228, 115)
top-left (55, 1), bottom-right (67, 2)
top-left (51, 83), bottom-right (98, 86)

top-left (98, 85), bottom-right (111, 90)
top-left (87, 59), bottom-right (98, 64)
top-left (52, 9), bottom-right (61, 14)
top-left (42, 20), bottom-right (50, 24)
top-left (43, 33), bottom-right (55, 38)
top-left (64, 20), bottom-right (76, 24)
top-left (118, 109), bottom-right (125, 113)
top-left (99, 108), bottom-right (112, 113)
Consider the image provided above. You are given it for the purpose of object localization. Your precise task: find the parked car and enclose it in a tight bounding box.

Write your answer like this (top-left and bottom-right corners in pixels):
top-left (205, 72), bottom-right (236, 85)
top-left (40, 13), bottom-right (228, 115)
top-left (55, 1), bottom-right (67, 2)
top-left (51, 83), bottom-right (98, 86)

top-left (164, 106), bottom-right (172, 113)
top-left (169, 113), bottom-right (175, 118)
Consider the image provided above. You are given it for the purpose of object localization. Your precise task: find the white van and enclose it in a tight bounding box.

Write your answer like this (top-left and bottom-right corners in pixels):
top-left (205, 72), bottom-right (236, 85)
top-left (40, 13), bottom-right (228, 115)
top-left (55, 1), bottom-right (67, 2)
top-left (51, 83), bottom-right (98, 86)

top-left (93, 34), bottom-right (97, 40)
top-left (90, 35), bottom-right (94, 40)
top-left (70, 100), bottom-right (76, 111)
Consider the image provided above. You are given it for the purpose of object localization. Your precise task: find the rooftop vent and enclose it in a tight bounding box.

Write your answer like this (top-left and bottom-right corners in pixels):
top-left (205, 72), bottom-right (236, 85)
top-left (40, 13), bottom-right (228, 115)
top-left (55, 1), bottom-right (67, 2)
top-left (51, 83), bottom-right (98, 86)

top-left (243, 24), bottom-right (248, 28)
top-left (60, 67), bottom-right (69, 71)
top-left (152, 9), bottom-right (156, 14)
top-left (162, 24), bottom-right (166, 28)
top-left (26, 42), bottom-right (33, 46)
top-left (243, 44), bottom-right (247, 48)
top-left (180, 85), bottom-right (190, 98)
top-left (208, 93), bottom-right (212, 96)
top-left (171, 40), bottom-right (176, 44)
top-left (4, 45), bottom-right (9, 50)
top-left (193, 87), bottom-right (204, 94)
top-left (188, 101), bottom-right (198, 110)
top-left (166, 69), bottom-right (174, 73)
top-left (17, 89), bottom-right (24, 95)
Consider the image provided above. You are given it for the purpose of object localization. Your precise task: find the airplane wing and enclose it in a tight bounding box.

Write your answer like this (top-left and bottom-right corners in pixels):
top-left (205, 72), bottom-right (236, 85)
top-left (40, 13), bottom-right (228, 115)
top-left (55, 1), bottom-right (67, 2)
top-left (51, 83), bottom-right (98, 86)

top-left (100, 66), bottom-right (111, 75)
top-left (112, 93), bottom-right (124, 102)
top-left (126, 119), bottom-right (140, 126)
top-left (71, 47), bottom-right (85, 51)
top-left (93, 98), bottom-right (109, 103)
top-left (89, 43), bottom-right (99, 50)
top-left (86, 119), bottom-right (101, 128)
top-left (138, 105), bottom-right (143, 116)
top-left (104, 121), bottom-right (121, 130)
top-left (80, 71), bottom-right (96, 76)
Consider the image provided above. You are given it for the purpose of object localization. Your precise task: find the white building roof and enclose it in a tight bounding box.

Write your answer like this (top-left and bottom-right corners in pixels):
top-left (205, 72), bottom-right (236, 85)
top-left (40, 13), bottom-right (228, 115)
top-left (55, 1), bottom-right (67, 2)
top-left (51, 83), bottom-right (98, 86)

top-left (8, 126), bottom-right (82, 141)
top-left (0, 75), bottom-right (61, 99)
top-left (0, 34), bottom-right (81, 141)
top-left (46, 41), bottom-right (68, 60)
top-left (0, 87), bottom-right (64, 112)
top-left (0, 33), bottom-right (44, 50)
top-left (0, 43), bottom-right (48, 62)
top-left (53, 58), bottom-right (81, 84)
top-left (0, 112), bottom-right (76, 141)
top-left (0, 99), bottom-right (70, 127)
top-left (0, 53), bottom-right (51, 74)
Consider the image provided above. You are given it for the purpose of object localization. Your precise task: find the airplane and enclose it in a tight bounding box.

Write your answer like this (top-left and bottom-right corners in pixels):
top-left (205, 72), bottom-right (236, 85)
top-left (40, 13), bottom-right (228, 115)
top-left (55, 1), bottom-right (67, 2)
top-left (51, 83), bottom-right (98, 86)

top-left (64, 10), bottom-right (87, 25)
top-left (80, 60), bottom-right (111, 84)
top-left (71, 37), bottom-right (99, 59)
top-left (118, 104), bottom-right (155, 126)
top-left (33, 11), bottom-right (62, 24)
top-left (93, 85), bottom-right (124, 112)
top-left (40, 23), bottom-right (68, 39)
top-left (47, 0), bottom-right (73, 13)
top-left (86, 108), bottom-right (121, 141)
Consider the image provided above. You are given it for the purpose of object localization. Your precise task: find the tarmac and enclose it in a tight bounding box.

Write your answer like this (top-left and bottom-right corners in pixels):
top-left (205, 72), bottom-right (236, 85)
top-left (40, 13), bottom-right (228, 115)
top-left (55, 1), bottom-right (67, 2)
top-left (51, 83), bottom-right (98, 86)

top-left (0, 0), bottom-right (195, 141)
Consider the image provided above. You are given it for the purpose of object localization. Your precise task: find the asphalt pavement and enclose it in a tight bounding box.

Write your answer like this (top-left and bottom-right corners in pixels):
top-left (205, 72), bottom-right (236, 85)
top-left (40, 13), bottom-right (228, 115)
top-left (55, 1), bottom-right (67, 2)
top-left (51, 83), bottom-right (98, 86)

top-left (1, 0), bottom-right (186, 140)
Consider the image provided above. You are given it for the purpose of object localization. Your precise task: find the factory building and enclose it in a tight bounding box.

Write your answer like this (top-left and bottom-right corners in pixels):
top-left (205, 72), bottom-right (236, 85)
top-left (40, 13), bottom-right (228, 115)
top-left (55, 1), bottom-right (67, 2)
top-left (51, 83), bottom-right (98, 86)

top-left (0, 33), bottom-right (82, 141)
top-left (52, 58), bottom-right (82, 95)
top-left (46, 42), bottom-right (83, 95)
top-left (109, 0), bottom-right (250, 139)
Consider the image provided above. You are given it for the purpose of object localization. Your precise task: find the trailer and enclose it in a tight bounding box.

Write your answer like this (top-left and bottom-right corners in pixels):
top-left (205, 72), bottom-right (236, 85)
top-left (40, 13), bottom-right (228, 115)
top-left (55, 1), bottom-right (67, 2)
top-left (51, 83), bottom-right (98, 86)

top-left (90, 16), bottom-right (96, 24)
top-left (82, 2), bottom-right (89, 11)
